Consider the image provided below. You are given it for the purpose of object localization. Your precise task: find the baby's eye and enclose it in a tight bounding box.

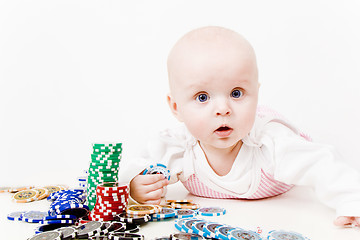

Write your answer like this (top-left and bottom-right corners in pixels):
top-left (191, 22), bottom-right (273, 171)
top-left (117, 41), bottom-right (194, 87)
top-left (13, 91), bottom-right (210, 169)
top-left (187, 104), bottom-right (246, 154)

top-left (196, 93), bottom-right (209, 102)
top-left (231, 89), bottom-right (243, 98)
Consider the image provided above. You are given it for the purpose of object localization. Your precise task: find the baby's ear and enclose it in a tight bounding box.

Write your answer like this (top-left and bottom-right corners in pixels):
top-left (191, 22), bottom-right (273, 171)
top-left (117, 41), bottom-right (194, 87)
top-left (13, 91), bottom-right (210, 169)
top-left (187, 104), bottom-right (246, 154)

top-left (167, 94), bottom-right (183, 122)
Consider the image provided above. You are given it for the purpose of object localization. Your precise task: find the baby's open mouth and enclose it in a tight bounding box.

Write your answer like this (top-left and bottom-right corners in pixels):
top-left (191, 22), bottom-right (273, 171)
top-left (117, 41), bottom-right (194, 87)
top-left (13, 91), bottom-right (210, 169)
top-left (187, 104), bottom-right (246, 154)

top-left (216, 126), bottom-right (232, 131)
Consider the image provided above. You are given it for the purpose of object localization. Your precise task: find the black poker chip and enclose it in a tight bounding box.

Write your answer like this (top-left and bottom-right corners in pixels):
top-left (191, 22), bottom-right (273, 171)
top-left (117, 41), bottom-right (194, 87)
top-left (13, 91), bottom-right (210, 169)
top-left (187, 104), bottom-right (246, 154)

top-left (28, 231), bottom-right (62, 240)
top-left (115, 212), bottom-right (151, 225)
top-left (170, 232), bottom-right (204, 240)
top-left (77, 221), bottom-right (105, 238)
top-left (109, 232), bottom-right (144, 240)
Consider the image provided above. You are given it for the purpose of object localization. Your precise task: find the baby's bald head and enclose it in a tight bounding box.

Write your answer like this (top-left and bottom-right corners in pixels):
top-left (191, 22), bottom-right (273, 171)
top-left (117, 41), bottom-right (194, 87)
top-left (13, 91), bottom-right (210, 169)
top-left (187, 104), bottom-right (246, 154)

top-left (167, 26), bottom-right (258, 96)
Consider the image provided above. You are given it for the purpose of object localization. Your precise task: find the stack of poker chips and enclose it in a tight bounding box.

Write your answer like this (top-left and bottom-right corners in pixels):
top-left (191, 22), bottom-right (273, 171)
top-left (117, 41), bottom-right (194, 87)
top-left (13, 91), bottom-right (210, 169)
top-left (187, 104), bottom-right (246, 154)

top-left (87, 142), bottom-right (122, 210)
top-left (89, 182), bottom-right (129, 221)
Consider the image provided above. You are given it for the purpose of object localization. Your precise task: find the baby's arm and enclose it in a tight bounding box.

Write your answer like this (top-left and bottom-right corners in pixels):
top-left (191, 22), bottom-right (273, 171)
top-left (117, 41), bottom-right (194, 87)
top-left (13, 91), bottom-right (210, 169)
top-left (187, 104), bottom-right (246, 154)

top-left (130, 173), bottom-right (169, 204)
top-left (334, 216), bottom-right (360, 227)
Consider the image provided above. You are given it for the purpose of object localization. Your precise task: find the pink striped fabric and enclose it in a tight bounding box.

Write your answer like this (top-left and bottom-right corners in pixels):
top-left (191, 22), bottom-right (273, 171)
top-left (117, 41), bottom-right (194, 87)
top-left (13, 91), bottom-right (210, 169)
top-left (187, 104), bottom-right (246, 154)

top-left (182, 171), bottom-right (293, 199)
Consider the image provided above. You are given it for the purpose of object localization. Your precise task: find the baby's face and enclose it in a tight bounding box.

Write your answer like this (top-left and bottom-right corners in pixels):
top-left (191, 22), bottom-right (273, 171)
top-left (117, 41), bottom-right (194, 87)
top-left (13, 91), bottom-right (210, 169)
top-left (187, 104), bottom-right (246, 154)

top-left (168, 29), bottom-right (259, 150)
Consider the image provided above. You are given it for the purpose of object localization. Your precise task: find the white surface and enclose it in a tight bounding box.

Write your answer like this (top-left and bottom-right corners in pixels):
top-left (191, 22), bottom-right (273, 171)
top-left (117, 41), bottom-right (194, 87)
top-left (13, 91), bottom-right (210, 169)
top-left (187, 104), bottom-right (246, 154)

top-left (0, 183), bottom-right (359, 240)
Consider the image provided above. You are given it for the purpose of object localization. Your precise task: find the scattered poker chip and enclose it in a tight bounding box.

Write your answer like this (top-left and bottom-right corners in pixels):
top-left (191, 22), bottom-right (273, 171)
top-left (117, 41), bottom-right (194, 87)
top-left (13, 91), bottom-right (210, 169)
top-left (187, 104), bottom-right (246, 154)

top-left (175, 209), bottom-right (197, 219)
top-left (33, 187), bottom-right (50, 200)
top-left (8, 186), bottom-right (34, 193)
top-left (182, 218), bottom-right (205, 233)
top-left (191, 220), bottom-right (209, 237)
top-left (12, 189), bottom-right (39, 203)
top-left (197, 207), bottom-right (226, 217)
top-left (142, 163), bottom-right (170, 180)
top-left (53, 202), bottom-right (89, 218)
top-left (22, 211), bottom-right (49, 223)
top-left (126, 204), bottom-right (160, 216)
top-left (43, 185), bottom-right (62, 194)
top-left (40, 219), bottom-right (76, 225)
top-left (171, 202), bottom-right (200, 210)
top-left (215, 225), bottom-right (237, 240)
top-left (154, 237), bottom-right (171, 240)
top-left (119, 222), bottom-right (141, 233)
top-left (28, 231), bottom-right (63, 240)
top-left (115, 212), bottom-right (151, 225)
top-left (43, 214), bottom-right (77, 220)
top-left (109, 232), bottom-right (144, 240)
top-left (227, 228), bottom-right (262, 240)
top-left (267, 230), bottom-right (309, 240)
top-left (77, 221), bottom-right (105, 238)
top-left (152, 207), bottom-right (176, 220)
top-left (35, 224), bottom-right (75, 234)
top-left (7, 211), bottom-right (26, 221)
top-left (171, 232), bottom-right (204, 240)
top-left (106, 221), bottom-right (126, 233)
top-left (0, 187), bottom-right (10, 193)
top-left (203, 222), bottom-right (223, 238)
top-left (57, 227), bottom-right (77, 239)
top-left (175, 218), bottom-right (188, 232)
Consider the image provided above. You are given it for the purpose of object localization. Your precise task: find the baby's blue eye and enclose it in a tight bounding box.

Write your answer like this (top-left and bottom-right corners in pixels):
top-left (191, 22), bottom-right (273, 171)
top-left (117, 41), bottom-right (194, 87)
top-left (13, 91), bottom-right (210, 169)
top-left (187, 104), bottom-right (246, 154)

top-left (231, 89), bottom-right (243, 98)
top-left (197, 93), bottom-right (208, 102)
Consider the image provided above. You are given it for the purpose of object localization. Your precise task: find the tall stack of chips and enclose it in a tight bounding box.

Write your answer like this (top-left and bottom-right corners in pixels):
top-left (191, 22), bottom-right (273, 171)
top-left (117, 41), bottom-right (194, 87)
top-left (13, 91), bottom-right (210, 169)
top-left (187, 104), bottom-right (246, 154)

top-left (89, 182), bottom-right (129, 221)
top-left (87, 143), bottom-right (122, 210)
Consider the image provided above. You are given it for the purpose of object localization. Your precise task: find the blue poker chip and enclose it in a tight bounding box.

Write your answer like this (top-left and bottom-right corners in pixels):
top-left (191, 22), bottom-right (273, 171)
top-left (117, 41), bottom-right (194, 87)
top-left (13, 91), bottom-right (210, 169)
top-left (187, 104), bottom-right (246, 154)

top-left (21, 211), bottom-right (49, 223)
top-left (175, 218), bottom-right (188, 232)
top-left (43, 214), bottom-right (77, 220)
top-left (51, 202), bottom-right (89, 218)
top-left (197, 207), bottom-right (226, 217)
top-left (152, 208), bottom-right (176, 220)
top-left (40, 219), bottom-right (76, 225)
top-left (228, 228), bottom-right (262, 240)
top-left (142, 163), bottom-right (171, 180)
top-left (267, 230), bottom-right (309, 240)
top-left (182, 218), bottom-right (204, 233)
top-left (7, 211), bottom-right (26, 221)
top-left (203, 222), bottom-right (223, 238)
top-left (215, 225), bottom-right (237, 240)
top-left (175, 209), bottom-right (197, 219)
top-left (191, 220), bottom-right (209, 237)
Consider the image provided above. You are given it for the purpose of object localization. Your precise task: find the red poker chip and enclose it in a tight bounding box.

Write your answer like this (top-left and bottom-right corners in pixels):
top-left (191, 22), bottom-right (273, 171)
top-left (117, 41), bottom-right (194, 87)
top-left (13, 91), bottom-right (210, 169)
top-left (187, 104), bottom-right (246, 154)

top-left (88, 216), bottom-right (115, 221)
top-left (94, 204), bottom-right (127, 210)
top-left (91, 211), bottom-right (119, 217)
top-left (96, 182), bottom-right (128, 191)
top-left (93, 206), bottom-right (126, 213)
top-left (96, 196), bottom-right (128, 201)
top-left (96, 188), bottom-right (129, 194)
top-left (95, 200), bottom-right (128, 206)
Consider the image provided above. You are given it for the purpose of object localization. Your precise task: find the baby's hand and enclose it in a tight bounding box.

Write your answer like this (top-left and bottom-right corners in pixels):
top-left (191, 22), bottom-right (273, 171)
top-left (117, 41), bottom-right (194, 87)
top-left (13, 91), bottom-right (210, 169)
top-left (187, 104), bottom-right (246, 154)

top-left (334, 216), bottom-right (360, 227)
top-left (130, 173), bottom-right (169, 205)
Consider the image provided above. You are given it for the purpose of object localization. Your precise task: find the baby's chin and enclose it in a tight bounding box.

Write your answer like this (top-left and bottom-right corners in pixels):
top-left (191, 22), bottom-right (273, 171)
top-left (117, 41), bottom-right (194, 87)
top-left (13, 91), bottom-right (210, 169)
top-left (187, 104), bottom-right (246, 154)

top-left (200, 138), bottom-right (242, 151)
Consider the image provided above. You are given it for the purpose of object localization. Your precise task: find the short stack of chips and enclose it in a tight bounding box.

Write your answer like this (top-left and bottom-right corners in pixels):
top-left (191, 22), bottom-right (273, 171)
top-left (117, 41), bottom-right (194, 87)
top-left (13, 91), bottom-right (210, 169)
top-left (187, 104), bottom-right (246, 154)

top-left (87, 142), bottom-right (122, 210)
top-left (89, 182), bottom-right (129, 221)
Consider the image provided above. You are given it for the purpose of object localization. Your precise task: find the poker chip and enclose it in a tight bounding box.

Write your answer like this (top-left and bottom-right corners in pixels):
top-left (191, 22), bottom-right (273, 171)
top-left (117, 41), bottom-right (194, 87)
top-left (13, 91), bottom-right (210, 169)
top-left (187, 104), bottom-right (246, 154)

top-left (152, 207), bottom-right (176, 220)
top-left (118, 223), bottom-right (140, 233)
top-left (191, 220), bottom-right (209, 237)
top-left (154, 237), bottom-right (171, 240)
top-left (43, 214), bottom-right (77, 220)
top-left (89, 182), bottom-right (129, 221)
top-left (40, 219), bottom-right (76, 225)
top-left (166, 199), bottom-right (193, 203)
top-left (197, 207), bottom-right (226, 217)
top-left (170, 232), bottom-right (204, 240)
top-left (175, 218), bottom-right (188, 231)
top-left (28, 231), bottom-right (63, 240)
top-left (77, 221), bottom-right (105, 238)
top-left (227, 228), bottom-right (262, 240)
top-left (182, 218), bottom-right (205, 233)
top-left (35, 224), bottom-right (74, 234)
top-left (12, 189), bottom-right (39, 203)
top-left (43, 186), bottom-right (62, 194)
top-left (57, 227), bottom-right (77, 239)
top-left (53, 202), bottom-right (89, 218)
top-left (171, 202), bottom-right (200, 210)
top-left (109, 232), bottom-right (144, 240)
top-left (33, 187), bottom-right (50, 200)
top-left (215, 225), bottom-right (236, 240)
top-left (7, 211), bottom-right (26, 221)
top-left (22, 211), bottom-right (49, 223)
top-left (203, 222), bottom-right (223, 238)
top-left (267, 230), bottom-right (309, 240)
top-left (8, 186), bottom-right (34, 193)
top-left (106, 222), bottom-right (126, 233)
top-left (115, 212), bottom-right (151, 225)
top-left (142, 163), bottom-right (171, 180)
top-left (175, 209), bottom-right (197, 218)
top-left (126, 204), bottom-right (161, 216)
top-left (87, 143), bottom-right (122, 210)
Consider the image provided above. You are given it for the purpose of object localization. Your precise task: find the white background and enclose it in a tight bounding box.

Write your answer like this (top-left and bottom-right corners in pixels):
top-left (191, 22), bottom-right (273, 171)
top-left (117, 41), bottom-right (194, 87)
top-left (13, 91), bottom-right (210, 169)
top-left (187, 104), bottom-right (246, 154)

top-left (1, 0), bottom-right (360, 188)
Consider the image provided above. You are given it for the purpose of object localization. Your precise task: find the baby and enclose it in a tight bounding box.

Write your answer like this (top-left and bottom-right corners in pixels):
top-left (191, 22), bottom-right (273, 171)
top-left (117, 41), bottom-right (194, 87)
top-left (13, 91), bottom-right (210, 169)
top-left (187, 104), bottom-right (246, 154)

top-left (129, 26), bottom-right (360, 227)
